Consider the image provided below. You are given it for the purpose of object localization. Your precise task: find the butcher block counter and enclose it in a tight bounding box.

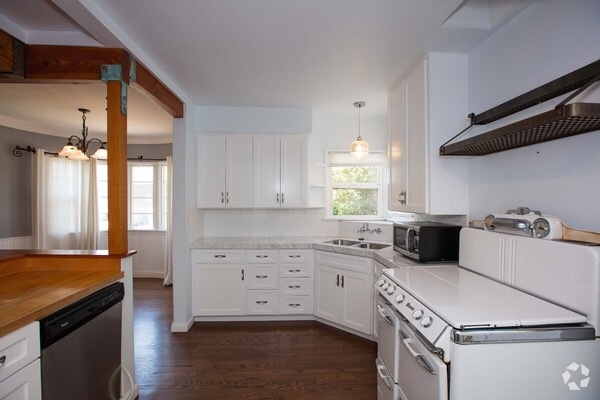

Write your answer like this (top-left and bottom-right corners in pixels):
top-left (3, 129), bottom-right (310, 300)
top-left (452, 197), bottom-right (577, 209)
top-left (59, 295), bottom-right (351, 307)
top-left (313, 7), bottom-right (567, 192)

top-left (0, 249), bottom-right (133, 337)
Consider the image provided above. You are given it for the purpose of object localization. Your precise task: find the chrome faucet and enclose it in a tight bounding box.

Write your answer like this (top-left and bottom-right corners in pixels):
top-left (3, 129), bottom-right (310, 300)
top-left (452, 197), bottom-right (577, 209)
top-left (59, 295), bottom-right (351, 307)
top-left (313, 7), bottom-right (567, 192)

top-left (357, 222), bottom-right (382, 234)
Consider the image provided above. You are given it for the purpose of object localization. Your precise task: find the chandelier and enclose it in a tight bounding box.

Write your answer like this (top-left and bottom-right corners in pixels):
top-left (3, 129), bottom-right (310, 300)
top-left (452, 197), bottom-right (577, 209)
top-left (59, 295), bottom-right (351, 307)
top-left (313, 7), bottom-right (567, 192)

top-left (58, 108), bottom-right (107, 160)
top-left (350, 101), bottom-right (369, 160)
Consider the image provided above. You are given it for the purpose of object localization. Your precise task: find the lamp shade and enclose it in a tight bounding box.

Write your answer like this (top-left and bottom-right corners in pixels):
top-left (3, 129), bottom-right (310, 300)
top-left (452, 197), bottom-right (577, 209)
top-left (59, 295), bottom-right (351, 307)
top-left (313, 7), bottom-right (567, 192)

top-left (92, 148), bottom-right (108, 160)
top-left (58, 144), bottom-right (79, 158)
top-left (69, 150), bottom-right (90, 161)
top-left (350, 137), bottom-right (369, 160)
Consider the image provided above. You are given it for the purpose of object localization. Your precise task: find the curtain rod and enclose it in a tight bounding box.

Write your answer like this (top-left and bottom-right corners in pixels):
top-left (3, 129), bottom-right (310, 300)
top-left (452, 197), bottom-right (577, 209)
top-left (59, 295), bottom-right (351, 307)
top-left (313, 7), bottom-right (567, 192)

top-left (12, 145), bottom-right (58, 157)
top-left (127, 155), bottom-right (167, 161)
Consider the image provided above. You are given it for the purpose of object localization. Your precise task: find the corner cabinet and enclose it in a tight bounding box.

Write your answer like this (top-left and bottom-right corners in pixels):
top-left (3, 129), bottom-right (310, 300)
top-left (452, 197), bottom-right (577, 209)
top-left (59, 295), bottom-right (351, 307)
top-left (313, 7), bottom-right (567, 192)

top-left (196, 134), bottom-right (254, 208)
top-left (314, 250), bottom-right (373, 335)
top-left (254, 135), bottom-right (307, 208)
top-left (389, 52), bottom-right (469, 215)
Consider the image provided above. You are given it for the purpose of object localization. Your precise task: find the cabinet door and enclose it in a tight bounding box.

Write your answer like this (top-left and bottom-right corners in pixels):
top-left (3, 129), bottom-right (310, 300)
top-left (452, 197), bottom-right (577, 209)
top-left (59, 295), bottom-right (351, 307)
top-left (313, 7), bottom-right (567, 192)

top-left (280, 135), bottom-right (307, 208)
top-left (0, 359), bottom-right (41, 400)
top-left (253, 136), bottom-right (281, 207)
top-left (226, 135), bottom-right (254, 208)
top-left (196, 135), bottom-right (227, 208)
top-left (340, 270), bottom-right (373, 335)
top-left (314, 265), bottom-right (341, 323)
top-left (404, 60), bottom-right (427, 213)
top-left (388, 82), bottom-right (408, 210)
top-left (192, 264), bottom-right (245, 315)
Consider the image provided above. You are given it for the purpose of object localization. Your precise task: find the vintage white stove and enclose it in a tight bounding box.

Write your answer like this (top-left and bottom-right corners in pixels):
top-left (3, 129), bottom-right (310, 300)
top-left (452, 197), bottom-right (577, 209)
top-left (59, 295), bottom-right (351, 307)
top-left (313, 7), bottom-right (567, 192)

top-left (375, 227), bottom-right (600, 400)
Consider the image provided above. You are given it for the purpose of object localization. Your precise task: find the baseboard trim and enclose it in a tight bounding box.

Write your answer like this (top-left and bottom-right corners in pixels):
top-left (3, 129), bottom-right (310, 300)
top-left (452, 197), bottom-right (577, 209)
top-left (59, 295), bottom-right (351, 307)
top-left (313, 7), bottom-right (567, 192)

top-left (171, 317), bottom-right (194, 333)
top-left (132, 272), bottom-right (164, 279)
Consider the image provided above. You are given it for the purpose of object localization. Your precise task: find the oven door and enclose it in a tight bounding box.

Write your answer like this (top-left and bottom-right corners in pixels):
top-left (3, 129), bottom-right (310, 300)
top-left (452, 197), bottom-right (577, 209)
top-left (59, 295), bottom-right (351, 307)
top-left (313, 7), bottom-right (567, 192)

top-left (397, 318), bottom-right (448, 400)
top-left (376, 355), bottom-right (405, 400)
top-left (376, 296), bottom-right (401, 383)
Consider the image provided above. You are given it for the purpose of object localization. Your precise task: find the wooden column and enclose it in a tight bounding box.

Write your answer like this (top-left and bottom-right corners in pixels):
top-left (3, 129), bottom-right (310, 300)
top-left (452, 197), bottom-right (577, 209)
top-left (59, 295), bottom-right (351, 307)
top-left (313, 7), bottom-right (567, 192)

top-left (106, 80), bottom-right (128, 255)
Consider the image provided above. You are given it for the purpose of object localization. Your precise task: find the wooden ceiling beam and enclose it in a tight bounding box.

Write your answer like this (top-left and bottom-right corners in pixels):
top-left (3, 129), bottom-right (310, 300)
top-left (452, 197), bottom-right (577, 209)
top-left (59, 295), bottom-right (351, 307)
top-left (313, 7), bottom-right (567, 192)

top-left (0, 31), bottom-right (184, 118)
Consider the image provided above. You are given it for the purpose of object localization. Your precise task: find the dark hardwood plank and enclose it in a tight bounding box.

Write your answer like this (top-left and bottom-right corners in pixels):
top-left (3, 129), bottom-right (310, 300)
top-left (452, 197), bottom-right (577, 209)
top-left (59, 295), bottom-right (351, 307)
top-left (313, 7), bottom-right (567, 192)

top-left (133, 278), bottom-right (377, 399)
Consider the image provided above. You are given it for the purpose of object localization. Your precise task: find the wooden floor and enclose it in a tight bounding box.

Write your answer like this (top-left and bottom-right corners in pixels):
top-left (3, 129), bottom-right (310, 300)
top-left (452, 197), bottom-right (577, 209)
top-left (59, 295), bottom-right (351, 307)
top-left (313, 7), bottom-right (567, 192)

top-left (133, 278), bottom-right (378, 400)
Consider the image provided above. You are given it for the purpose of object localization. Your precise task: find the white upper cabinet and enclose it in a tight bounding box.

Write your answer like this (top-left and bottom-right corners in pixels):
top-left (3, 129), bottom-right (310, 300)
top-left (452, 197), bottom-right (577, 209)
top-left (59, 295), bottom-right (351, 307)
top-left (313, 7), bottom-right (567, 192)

top-left (196, 134), bottom-right (253, 208)
top-left (254, 135), bottom-right (307, 208)
top-left (388, 53), bottom-right (469, 215)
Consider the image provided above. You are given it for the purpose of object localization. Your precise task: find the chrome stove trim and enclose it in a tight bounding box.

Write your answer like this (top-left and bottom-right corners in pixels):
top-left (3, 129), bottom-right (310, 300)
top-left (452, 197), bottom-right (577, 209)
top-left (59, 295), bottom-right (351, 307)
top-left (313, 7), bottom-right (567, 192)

top-left (452, 324), bottom-right (596, 344)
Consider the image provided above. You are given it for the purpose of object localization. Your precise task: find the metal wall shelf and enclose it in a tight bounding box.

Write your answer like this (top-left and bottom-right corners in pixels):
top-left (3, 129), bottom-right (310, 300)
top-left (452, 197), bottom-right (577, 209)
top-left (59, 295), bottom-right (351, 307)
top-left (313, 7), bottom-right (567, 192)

top-left (440, 59), bottom-right (600, 156)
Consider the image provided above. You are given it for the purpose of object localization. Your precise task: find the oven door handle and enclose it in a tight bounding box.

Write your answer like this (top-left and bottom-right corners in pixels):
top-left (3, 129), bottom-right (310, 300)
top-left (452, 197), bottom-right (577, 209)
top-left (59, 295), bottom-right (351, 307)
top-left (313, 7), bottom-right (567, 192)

top-left (375, 358), bottom-right (394, 390)
top-left (377, 304), bottom-right (395, 326)
top-left (403, 338), bottom-right (436, 375)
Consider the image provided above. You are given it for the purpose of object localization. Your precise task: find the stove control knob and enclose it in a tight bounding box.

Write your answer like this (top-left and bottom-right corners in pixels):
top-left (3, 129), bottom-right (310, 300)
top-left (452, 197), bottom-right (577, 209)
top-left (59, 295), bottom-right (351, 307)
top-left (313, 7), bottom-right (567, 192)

top-left (412, 309), bottom-right (424, 320)
top-left (386, 285), bottom-right (395, 294)
top-left (395, 294), bottom-right (405, 303)
top-left (382, 282), bottom-right (389, 290)
top-left (378, 279), bottom-right (385, 287)
top-left (420, 316), bottom-right (433, 328)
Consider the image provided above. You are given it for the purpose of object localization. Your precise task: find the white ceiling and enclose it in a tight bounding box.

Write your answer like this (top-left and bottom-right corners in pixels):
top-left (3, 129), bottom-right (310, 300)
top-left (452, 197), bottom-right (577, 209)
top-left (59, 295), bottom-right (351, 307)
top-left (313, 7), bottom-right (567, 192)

top-left (0, 0), bottom-right (534, 142)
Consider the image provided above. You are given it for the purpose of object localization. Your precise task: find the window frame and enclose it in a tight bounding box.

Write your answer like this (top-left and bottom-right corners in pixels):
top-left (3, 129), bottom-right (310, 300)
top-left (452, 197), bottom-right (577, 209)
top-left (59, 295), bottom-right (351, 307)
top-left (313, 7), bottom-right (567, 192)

top-left (325, 150), bottom-right (386, 220)
top-left (127, 160), bottom-right (168, 231)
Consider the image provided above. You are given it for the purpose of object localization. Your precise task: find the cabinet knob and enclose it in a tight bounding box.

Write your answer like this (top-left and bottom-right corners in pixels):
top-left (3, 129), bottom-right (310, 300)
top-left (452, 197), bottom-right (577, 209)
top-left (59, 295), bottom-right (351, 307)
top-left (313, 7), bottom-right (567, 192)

top-left (0, 355), bottom-right (6, 367)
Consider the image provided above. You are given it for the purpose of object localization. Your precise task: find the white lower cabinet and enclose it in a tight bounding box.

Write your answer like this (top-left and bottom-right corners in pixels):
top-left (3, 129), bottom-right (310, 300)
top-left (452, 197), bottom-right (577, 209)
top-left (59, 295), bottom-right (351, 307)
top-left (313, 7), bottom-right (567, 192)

top-left (279, 250), bottom-right (313, 315)
top-left (192, 250), bottom-right (246, 316)
top-left (192, 249), bottom-right (314, 317)
top-left (0, 322), bottom-right (41, 400)
top-left (314, 251), bottom-right (373, 335)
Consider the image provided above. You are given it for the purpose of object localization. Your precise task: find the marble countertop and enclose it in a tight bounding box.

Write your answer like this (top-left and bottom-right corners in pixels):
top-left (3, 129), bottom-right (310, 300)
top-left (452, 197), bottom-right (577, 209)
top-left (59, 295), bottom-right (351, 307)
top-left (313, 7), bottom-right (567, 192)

top-left (190, 236), bottom-right (421, 269)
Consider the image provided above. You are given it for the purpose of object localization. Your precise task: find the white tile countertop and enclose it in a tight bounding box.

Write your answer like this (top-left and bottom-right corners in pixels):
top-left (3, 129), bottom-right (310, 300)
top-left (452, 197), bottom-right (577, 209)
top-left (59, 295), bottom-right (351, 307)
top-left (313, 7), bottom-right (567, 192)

top-left (189, 236), bottom-right (422, 269)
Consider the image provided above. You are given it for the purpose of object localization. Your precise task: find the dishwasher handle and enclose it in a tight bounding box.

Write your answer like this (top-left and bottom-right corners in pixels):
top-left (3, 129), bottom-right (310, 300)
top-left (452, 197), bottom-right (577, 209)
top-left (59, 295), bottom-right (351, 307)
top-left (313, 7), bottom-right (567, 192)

top-left (39, 282), bottom-right (125, 349)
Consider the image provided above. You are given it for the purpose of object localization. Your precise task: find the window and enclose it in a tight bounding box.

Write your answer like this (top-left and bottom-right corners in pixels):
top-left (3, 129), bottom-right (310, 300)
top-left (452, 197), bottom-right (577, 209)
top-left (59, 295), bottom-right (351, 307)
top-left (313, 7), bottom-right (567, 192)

top-left (326, 151), bottom-right (385, 219)
top-left (97, 161), bottom-right (108, 231)
top-left (128, 161), bottom-right (169, 230)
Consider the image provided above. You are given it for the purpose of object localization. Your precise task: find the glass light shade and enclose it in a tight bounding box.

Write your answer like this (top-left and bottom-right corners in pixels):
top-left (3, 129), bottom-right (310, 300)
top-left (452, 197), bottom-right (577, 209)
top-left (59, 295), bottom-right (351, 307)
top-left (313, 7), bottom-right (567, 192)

top-left (69, 150), bottom-right (90, 161)
top-left (350, 137), bottom-right (369, 160)
top-left (58, 144), bottom-right (79, 157)
top-left (92, 148), bottom-right (108, 160)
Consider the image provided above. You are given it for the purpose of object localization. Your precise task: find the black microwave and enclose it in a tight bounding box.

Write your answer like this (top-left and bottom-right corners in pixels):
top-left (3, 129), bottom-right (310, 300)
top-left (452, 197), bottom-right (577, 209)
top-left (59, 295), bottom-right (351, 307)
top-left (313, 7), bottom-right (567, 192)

top-left (393, 221), bottom-right (461, 263)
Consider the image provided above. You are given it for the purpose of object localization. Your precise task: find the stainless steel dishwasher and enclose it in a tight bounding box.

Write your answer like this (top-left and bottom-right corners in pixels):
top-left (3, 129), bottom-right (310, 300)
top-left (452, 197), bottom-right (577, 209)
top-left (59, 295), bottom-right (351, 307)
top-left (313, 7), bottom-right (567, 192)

top-left (39, 282), bottom-right (124, 400)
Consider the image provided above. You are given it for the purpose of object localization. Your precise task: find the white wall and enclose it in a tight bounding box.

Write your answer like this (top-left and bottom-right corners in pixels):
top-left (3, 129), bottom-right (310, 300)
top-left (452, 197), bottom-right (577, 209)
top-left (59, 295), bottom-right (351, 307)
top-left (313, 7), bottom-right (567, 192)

top-left (467, 0), bottom-right (600, 231)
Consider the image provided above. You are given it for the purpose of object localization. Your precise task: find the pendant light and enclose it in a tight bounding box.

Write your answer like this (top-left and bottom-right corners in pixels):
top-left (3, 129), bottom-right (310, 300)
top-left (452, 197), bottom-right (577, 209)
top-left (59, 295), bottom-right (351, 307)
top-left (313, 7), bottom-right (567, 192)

top-left (58, 108), bottom-right (107, 160)
top-left (350, 101), bottom-right (369, 160)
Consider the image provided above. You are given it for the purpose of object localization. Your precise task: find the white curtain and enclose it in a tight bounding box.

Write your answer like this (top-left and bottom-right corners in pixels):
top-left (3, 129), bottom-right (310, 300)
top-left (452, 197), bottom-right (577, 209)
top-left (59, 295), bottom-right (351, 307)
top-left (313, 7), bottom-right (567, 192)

top-left (32, 150), bottom-right (99, 250)
top-left (163, 156), bottom-right (174, 286)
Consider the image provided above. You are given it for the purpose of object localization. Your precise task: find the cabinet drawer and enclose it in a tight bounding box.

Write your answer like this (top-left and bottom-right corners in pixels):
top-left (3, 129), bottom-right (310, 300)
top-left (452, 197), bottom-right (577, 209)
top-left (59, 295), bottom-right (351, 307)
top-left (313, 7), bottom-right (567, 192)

top-left (279, 297), bottom-right (313, 314)
top-left (0, 322), bottom-right (39, 383)
top-left (246, 290), bottom-right (279, 315)
top-left (246, 250), bottom-right (278, 263)
top-left (280, 277), bottom-right (313, 296)
top-left (0, 358), bottom-right (41, 400)
top-left (192, 250), bottom-right (245, 264)
top-left (247, 265), bottom-right (278, 289)
top-left (279, 249), bottom-right (312, 263)
top-left (280, 264), bottom-right (313, 278)
top-left (315, 250), bottom-right (371, 274)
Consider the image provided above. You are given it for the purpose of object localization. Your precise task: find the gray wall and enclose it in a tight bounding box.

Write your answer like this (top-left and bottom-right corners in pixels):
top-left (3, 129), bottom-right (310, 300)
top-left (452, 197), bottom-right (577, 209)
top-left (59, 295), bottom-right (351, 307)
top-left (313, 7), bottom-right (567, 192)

top-left (0, 125), bottom-right (172, 239)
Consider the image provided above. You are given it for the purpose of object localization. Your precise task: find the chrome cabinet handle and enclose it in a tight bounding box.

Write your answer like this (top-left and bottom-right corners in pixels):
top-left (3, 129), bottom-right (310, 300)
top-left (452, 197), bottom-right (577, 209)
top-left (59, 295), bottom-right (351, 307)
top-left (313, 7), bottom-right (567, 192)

top-left (255, 255), bottom-right (269, 259)
top-left (276, 193), bottom-right (280, 203)
top-left (226, 192), bottom-right (229, 203)
top-left (288, 268), bottom-right (301, 273)
top-left (289, 303), bottom-right (301, 307)
top-left (256, 300), bottom-right (268, 305)
top-left (341, 275), bottom-right (344, 288)
top-left (221, 192), bottom-right (225, 203)
top-left (288, 285), bottom-right (300, 289)
top-left (256, 275), bottom-right (268, 279)
top-left (399, 190), bottom-right (407, 205)
top-left (241, 269), bottom-right (244, 281)
top-left (288, 255), bottom-right (301, 258)
top-left (214, 255), bottom-right (226, 258)
top-left (336, 274), bottom-right (340, 287)
top-left (281, 193), bottom-right (284, 204)
top-left (0, 355), bottom-right (6, 367)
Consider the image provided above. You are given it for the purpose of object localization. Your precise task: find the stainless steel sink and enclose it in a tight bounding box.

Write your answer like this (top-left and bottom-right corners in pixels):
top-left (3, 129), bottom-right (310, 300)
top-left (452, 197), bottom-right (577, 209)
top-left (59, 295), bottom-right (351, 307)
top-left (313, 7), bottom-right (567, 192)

top-left (352, 242), bottom-right (390, 250)
top-left (324, 239), bottom-right (361, 246)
